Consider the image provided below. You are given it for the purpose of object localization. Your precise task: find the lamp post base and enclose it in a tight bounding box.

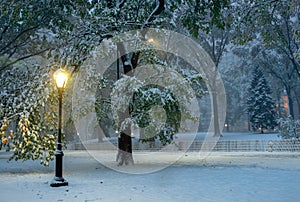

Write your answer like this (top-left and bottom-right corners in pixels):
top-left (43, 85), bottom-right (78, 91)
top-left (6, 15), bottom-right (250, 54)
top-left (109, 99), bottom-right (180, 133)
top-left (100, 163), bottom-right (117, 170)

top-left (50, 177), bottom-right (68, 187)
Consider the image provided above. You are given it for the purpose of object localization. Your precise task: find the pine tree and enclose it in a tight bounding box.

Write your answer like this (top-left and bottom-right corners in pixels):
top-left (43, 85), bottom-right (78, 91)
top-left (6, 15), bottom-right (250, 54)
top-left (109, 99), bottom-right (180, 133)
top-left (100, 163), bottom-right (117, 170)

top-left (247, 67), bottom-right (277, 133)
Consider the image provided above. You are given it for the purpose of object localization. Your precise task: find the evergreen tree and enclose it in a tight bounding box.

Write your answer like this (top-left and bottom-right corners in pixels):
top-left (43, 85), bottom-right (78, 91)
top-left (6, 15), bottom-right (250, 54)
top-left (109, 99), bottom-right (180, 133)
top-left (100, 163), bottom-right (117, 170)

top-left (247, 67), bottom-right (277, 133)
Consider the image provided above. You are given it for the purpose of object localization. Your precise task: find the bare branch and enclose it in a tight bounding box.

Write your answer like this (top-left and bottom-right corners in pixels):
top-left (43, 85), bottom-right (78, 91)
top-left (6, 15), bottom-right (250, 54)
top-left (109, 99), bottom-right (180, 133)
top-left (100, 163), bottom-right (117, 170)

top-left (0, 25), bottom-right (40, 54)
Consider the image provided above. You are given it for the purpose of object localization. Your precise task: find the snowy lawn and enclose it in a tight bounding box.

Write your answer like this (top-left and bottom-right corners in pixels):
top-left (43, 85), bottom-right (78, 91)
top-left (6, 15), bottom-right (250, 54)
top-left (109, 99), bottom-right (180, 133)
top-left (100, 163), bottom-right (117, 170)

top-left (175, 132), bottom-right (281, 141)
top-left (1, 150), bottom-right (300, 202)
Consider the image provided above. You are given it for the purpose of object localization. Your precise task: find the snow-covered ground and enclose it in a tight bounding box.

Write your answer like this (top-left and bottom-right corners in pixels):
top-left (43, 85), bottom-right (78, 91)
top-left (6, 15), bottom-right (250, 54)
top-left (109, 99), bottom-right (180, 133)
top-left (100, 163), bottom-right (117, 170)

top-left (219, 132), bottom-right (281, 140)
top-left (1, 150), bottom-right (300, 202)
top-left (175, 132), bottom-right (281, 141)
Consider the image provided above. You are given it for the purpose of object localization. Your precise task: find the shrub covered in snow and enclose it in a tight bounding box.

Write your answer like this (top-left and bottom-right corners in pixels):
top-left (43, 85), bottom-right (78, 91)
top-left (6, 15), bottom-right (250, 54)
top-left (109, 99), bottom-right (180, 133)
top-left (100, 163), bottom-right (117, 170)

top-left (277, 116), bottom-right (300, 139)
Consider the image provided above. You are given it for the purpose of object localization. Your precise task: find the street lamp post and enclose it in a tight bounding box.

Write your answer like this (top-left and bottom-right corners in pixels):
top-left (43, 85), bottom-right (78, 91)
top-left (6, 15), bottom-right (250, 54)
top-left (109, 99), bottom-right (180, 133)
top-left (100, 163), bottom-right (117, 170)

top-left (50, 69), bottom-right (69, 187)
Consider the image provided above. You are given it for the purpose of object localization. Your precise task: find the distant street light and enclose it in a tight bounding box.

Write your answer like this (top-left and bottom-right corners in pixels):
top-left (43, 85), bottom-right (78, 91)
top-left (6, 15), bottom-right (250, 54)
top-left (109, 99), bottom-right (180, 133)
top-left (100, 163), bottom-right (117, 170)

top-left (147, 38), bottom-right (154, 43)
top-left (50, 68), bottom-right (69, 187)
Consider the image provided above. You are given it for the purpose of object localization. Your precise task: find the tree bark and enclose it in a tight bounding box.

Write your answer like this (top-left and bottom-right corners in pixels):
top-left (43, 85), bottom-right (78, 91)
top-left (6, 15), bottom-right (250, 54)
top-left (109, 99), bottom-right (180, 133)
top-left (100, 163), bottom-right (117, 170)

top-left (116, 109), bottom-right (134, 165)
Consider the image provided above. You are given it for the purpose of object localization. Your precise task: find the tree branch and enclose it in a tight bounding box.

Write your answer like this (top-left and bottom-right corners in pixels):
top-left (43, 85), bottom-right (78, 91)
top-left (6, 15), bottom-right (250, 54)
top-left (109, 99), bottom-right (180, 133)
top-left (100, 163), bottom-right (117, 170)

top-left (0, 25), bottom-right (39, 54)
top-left (0, 25), bottom-right (9, 42)
top-left (0, 48), bottom-right (49, 72)
top-left (117, 0), bottom-right (165, 73)
top-left (142, 0), bottom-right (165, 29)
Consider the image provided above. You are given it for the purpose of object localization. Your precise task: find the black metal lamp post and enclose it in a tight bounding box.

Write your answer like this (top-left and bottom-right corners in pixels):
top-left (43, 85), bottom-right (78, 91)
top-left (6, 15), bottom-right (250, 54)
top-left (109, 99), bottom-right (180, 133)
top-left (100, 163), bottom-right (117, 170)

top-left (50, 69), bottom-right (69, 187)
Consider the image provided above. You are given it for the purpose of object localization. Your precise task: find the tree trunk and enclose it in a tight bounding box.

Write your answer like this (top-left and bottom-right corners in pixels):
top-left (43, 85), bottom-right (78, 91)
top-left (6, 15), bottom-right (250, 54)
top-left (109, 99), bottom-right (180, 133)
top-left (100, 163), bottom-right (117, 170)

top-left (114, 0), bottom-right (165, 166)
top-left (116, 43), bottom-right (136, 166)
top-left (115, 41), bottom-right (141, 165)
top-left (298, 102), bottom-right (300, 120)
top-left (212, 90), bottom-right (221, 136)
top-left (225, 117), bottom-right (230, 132)
top-left (248, 115), bottom-right (251, 132)
top-left (286, 88), bottom-right (294, 119)
top-left (210, 72), bottom-right (221, 136)
top-left (116, 110), bottom-right (134, 165)
top-left (260, 124), bottom-right (264, 134)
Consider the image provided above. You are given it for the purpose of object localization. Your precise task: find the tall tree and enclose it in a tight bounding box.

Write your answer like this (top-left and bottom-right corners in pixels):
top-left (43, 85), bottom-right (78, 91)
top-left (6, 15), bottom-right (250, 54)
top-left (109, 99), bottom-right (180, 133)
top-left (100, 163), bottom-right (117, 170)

top-left (236, 0), bottom-right (300, 78)
top-left (0, 0), bottom-right (172, 166)
top-left (0, 0), bottom-right (170, 166)
top-left (196, 26), bottom-right (230, 136)
top-left (219, 48), bottom-right (253, 132)
top-left (0, 0), bottom-right (234, 166)
top-left (247, 67), bottom-right (277, 133)
top-left (258, 49), bottom-right (299, 119)
top-left (113, 0), bottom-right (165, 165)
top-left (178, 1), bottom-right (232, 136)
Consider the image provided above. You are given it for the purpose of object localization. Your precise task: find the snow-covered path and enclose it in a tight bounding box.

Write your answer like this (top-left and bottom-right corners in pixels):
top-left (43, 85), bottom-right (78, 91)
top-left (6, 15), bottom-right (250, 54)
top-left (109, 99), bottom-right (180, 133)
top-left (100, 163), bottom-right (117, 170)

top-left (1, 151), bottom-right (300, 202)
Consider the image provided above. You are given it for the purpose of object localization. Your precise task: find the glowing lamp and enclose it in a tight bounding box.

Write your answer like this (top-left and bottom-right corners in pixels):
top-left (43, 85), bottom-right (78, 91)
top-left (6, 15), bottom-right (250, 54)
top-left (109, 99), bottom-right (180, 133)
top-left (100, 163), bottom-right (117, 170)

top-left (53, 69), bottom-right (68, 89)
